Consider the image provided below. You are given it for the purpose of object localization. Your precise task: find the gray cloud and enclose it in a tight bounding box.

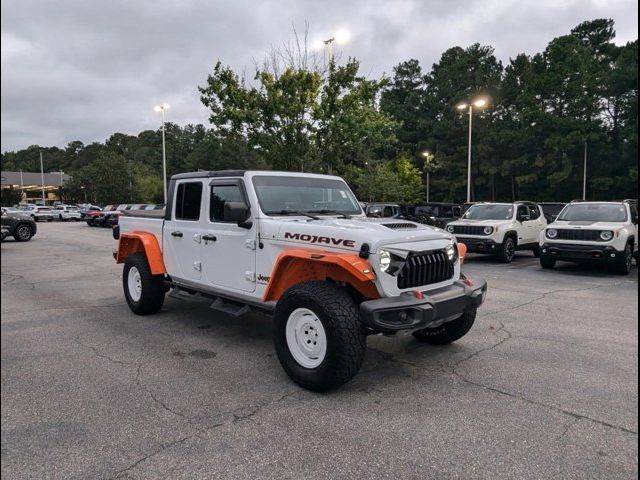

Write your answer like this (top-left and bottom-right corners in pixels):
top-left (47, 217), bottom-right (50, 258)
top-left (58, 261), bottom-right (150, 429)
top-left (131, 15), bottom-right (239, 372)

top-left (1, 0), bottom-right (637, 151)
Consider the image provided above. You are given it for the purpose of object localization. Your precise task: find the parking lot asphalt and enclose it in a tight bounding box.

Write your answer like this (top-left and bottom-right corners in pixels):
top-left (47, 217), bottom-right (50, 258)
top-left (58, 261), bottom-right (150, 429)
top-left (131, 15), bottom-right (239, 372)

top-left (1, 222), bottom-right (638, 480)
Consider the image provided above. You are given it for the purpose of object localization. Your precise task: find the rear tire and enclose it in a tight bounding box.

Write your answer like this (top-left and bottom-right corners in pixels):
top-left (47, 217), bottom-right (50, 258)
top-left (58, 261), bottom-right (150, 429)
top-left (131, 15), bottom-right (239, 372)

top-left (613, 244), bottom-right (633, 275)
top-left (123, 252), bottom-right (165, 315)
top-left (498, 237), bottom-right (516, 263)
top-left (274, 281), bottom-right (365, 391)
top-left (540, 255), bottom-right (556, 269)
top-left (13, 223), bottom-right (34, 242)
top-left (412, 308), bottom-right (477, 345)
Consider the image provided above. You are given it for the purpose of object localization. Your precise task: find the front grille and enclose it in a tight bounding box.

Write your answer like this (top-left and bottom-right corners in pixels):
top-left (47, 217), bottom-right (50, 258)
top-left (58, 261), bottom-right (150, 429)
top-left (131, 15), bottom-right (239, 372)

top-left (554, 229), bottom-right (602, 241)
top-left (397, 250), bottom-right (454, 289)
top-left (382, 223), bottom-right (417, 229)
top-left (452, 225), bottom-right (486, 236)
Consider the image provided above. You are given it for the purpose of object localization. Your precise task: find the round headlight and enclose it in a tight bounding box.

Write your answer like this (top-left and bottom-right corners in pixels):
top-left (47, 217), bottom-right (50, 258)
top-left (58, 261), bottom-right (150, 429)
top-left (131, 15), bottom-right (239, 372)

top-left (447, 225), bottom-right (455, 233)
top-left (445, 242), bottom-right (458, 262)
top-left (379, 250), bottom-right (391, 272)
top-left (600, 230), bottom-right (613, 241)
top-left (483, 226), bottom-right (493, 235)
top-left (546, 229), bottom-right (558, 239)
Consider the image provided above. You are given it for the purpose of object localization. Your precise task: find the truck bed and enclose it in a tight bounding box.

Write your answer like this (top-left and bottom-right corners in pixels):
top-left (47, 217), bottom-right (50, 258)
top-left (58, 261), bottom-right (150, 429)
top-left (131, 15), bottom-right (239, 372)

top-left (119, 214), bottom-right (164, 248)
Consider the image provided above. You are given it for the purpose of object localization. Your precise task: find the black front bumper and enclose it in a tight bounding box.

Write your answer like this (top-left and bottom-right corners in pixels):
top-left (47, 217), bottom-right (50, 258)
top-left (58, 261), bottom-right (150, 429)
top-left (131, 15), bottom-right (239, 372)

top-left (541, 243), bottom-right (622, 263)
top-left (360, 278), bottom-right (487, 333)
top-left (455, 237), bottom-right (499, 254)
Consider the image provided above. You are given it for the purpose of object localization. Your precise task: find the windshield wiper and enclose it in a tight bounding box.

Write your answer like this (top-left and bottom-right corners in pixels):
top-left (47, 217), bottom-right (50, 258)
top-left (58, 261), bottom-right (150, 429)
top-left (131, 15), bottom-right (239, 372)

top-left (307, 209), bottom-right (352, 219)
top-left (271, 210), bottom-right (320, 220)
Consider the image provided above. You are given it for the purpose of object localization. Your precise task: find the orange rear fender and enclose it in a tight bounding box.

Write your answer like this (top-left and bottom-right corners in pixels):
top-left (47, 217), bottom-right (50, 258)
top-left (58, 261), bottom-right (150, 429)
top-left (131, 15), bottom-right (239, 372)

top-left (116, 232), bottom-right (166, 275)
top-left (262, 249), bottom-right (380, 302)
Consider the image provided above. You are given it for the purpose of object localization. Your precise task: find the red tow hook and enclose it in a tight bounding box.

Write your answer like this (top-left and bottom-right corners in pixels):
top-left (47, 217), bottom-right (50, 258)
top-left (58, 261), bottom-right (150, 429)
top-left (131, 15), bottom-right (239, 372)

top-left (462, 277), bottom-right (474, 287)
top-left (412, 290), bottom-right (424, 299)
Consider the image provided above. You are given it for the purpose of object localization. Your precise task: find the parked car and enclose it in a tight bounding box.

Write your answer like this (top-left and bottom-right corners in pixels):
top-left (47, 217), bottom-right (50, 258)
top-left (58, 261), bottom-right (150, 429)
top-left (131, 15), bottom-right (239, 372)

top-left (80, 205), bottom-right (101, 219)
top-left (539, 202), bottom-right (566, 223)
top-left (53, 205), bottom-right (82, 221)
top-left (540, 200), bottom-right (638, 275)
top-left (1, 208), bottom-right (37, 241)
top-left (408, 203), bottom-right (462, 229)
top-left (446, 201), bottom-right (547, 263)
top-left (115, 170), bottom-right (487, 391)
top-left (364, 203), bottom-right (403, 218)
top-left (86, 205), bottom-right (115, 226)
top-left (20, 205), bottom-right (54, 222)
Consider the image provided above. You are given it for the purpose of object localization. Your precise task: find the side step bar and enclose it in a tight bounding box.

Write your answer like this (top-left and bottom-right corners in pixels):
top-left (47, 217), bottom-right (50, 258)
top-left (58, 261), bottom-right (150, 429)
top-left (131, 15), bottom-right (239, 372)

top-left (168, 284), bottom-right (276, 316)
top-left (209, 297), bottom-right (251, 318)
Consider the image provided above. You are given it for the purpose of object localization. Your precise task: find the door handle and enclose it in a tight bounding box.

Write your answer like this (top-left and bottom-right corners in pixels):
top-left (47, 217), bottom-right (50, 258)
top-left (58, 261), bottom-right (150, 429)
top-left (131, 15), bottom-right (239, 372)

top-left (171, 231), bottom-right (183, 238)
top-left (202, 234), bottom-right (217, 242)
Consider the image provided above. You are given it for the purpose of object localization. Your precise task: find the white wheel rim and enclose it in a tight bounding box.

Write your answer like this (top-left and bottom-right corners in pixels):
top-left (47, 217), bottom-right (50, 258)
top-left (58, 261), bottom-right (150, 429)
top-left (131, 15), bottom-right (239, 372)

top-left (128, 266), bottom-right (142, 302)
top-left (285, 308), bottom-right (327, 368)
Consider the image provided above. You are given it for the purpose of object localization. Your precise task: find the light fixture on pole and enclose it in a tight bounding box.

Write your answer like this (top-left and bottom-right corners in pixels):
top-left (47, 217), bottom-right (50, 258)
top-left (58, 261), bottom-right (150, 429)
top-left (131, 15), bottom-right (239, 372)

top-left (320, 28), bottom-right (351, 64)
top-left (456, 98), bottom-right (487, 203)
top-left (421, 151), bottom-right (434, 202)
top-left (154, 103), bottom-right (171, 204)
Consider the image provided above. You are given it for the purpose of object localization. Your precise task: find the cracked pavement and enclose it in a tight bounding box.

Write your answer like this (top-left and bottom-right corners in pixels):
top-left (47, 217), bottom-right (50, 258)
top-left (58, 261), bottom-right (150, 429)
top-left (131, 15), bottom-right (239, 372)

top-left (2, 222), bottom-right (638, 479)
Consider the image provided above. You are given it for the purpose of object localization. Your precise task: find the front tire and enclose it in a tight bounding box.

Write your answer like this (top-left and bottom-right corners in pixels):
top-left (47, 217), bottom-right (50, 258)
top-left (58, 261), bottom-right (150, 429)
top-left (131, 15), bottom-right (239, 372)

top-left (613, 244), bottom-right (633, 275)
top-left (498, 237), bottom-right (516, 263)
top-left (274, 281), bottom-right (365, 391)
top-left (412, 308), bottom-right (477, 345)
top-left (123, 252), bottom-right (165, 315)
top-left (13, 223), bottom-right (34, 242)
top-left (540, 255), bottom-right (556, 269)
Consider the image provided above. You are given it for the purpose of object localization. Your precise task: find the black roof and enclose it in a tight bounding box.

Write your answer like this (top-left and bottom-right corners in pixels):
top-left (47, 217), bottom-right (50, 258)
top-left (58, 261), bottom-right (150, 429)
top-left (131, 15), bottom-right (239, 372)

top-left (171, 170), bottom-right (246, 180)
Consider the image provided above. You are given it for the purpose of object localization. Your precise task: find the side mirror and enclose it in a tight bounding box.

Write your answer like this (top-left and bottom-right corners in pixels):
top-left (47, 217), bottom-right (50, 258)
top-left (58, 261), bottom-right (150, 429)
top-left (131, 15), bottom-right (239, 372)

top-left (224, 202), bottom-right (251, 228)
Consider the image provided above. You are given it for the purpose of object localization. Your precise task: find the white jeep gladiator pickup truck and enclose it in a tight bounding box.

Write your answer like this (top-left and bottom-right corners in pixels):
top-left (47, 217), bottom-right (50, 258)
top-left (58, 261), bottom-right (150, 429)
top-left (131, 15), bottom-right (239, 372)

top-left (540, 200), bottom-right (638, 275)
top-left (114, 170), bottom-right (487, 391)
top-left (446, 201), bottom-right (547, 263)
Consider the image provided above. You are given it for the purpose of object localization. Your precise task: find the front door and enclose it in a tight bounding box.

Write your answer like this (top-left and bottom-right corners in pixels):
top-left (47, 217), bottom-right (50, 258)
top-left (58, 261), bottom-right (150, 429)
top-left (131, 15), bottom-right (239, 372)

top-left (162, 179), bottom-right (205, 281)
top-left (200, 180), bottom-right (257, 293)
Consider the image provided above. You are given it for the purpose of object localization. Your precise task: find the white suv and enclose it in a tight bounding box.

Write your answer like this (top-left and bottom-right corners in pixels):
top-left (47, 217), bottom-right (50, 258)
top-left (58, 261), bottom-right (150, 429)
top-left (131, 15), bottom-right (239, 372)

top-left (540, 200), bottom-right (638, 275)
top-left (446, 202), bottom-right (547, 263)
top-left (53, 205), bottom-right (81, 221)
top-left (21, 205), bottom-right (54, 222)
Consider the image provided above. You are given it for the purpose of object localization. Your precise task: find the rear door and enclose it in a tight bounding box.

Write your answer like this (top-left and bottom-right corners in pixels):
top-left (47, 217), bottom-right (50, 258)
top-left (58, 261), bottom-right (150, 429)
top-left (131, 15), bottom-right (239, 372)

top-left (630, 204), bottom-right (639, 253)
top-left (162, 179), bottom-right (205, 281)
top-left (200, 179), bottom-right (257, 293)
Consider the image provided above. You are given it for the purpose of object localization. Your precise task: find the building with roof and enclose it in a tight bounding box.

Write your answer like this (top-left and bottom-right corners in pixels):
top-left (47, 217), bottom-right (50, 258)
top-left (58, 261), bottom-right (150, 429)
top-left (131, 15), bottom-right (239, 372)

top-left (1, 170), bottom-right (72, 204)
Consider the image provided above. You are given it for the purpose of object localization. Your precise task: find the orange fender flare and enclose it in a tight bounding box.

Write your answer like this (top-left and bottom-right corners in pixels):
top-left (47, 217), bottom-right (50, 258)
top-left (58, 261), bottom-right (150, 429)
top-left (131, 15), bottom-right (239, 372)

top-left (262, 249), bottom-right (380, 302)
top-left (116, 232), bottom-right (166, 275)
top-left (458, 242), bottom-right (467, 264)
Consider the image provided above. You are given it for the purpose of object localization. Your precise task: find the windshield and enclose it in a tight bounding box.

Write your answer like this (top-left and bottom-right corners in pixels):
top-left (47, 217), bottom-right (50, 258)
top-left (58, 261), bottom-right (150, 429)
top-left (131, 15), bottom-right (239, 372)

top-left (463, 204), bottom-right (514, 220)
top-left (253, 175), bottom-right (362, 216)
top-left (557, 203), bottom-right (627, 222)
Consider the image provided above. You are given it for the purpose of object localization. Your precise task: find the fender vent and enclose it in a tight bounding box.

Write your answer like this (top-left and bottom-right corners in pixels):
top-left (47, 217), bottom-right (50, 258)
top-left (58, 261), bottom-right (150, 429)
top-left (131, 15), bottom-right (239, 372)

top-left (382, 223), bottom-right (418, 229)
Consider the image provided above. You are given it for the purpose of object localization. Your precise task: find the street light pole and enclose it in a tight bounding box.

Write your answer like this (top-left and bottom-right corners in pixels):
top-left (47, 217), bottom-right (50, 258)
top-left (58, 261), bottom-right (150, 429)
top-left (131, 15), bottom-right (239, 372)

top-left (583, 140), bottom-right (588, 200)
top-left (422, 151), bottom-right (433, 202)
top-left (40, 151), bottom-right (46, 205)
top-left (457, 98), bottom-right (487, 203)
top-left (154, 103), bottom-right (171, 204)
top-left (467, 105), bottom-right (473, 203)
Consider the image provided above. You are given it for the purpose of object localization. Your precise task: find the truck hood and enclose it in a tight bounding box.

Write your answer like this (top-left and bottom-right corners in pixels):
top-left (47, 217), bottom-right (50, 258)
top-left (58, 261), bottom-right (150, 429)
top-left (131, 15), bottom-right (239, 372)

top-left (263, 216), bottom-right (453, 253)
top-left (449, 218), bottom-right (513, 227)
top-left (549, 220), bottom-right (624, 228)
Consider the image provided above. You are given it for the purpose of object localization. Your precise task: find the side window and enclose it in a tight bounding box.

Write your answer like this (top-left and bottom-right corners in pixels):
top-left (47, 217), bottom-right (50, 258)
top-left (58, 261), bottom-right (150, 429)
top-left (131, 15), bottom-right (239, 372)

top-left (210, 184), bottom-right (244, 222)
top-left (453, 207), bottom-right (461, 217)
top-left (630, 205), bottom-right (638, 224)
top-left (383, 206), bottom-right (393, 217)
top-left (175, 182), bottom-right (203, 221)
top-left (517, 205), bottom-right (529, 219)
top-left (528, 206), bottom-right (540, 220)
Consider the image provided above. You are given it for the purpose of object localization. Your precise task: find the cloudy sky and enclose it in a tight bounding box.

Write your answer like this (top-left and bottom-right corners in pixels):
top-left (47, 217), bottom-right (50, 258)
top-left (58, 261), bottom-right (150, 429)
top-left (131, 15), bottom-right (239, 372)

top-left (1, 0), bottom-right (637, 152)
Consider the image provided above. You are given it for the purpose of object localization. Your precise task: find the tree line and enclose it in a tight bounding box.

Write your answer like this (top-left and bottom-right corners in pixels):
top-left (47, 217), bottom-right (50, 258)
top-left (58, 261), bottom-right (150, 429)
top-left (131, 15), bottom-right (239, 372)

top-left (1, 18), bottom-right (637, 206)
